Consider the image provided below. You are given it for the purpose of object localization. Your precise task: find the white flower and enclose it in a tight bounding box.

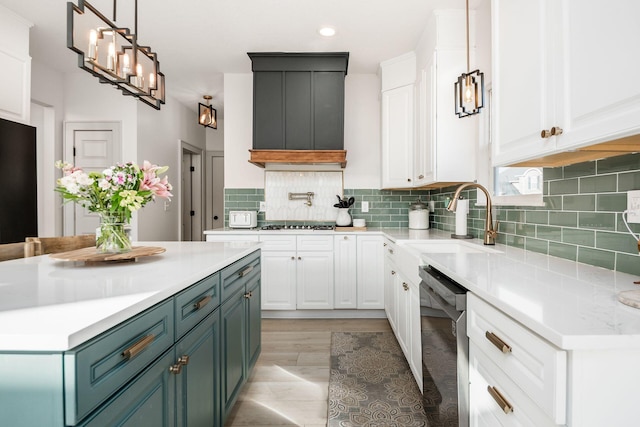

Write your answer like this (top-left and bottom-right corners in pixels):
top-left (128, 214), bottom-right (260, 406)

top-left (99, 178), bottom-right (111, 190)
top-left (75, 172), bottom-right (94, 187)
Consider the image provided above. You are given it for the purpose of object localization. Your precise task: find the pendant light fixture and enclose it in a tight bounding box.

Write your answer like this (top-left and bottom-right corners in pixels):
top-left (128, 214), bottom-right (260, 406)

top-left (198, 95), bottom-right (217, 129)
top-left (67, 0), bottom-right (165, 110)
top-left (454, 0), bottom-right (484, 118)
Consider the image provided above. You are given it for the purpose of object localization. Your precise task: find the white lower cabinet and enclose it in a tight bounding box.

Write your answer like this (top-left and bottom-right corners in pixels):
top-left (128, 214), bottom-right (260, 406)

top-left (334, 234), bottom-right (358, 309)
top-left (468, 293), bottom-right (566, 427)
top-left (260, 250), bottom-right (297, 310)
top-left (296, 250), bottom-right (334, 309)
top-left (356, 235), bottom-right (384, 309)
top-left (383, 238), bottom-right (422, 389)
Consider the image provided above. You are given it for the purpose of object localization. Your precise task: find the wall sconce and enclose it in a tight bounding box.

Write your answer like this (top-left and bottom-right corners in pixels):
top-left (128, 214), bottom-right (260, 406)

top-left (454, 0), bottom-right (484, 117)
top-left (198, 95), bottom-right (217, 129)
top-left (67, 0), bottom-right (165, 110)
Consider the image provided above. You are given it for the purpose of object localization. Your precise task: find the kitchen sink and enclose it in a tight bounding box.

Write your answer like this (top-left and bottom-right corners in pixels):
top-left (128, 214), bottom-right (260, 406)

top-left (398, 240), bottom-right (503, 254)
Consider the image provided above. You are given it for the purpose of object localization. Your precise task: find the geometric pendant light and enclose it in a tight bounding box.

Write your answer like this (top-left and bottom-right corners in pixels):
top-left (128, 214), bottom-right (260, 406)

top-left (67, 0), bottom-right (165, 110)
top-left (198, 95), bottom-right (217, 129)
top-left (454, 0), bottom-right (484, 118)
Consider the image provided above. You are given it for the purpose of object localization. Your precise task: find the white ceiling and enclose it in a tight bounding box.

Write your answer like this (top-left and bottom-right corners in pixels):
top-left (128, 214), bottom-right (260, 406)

top-left (0, 0), bottom-right (476, 116)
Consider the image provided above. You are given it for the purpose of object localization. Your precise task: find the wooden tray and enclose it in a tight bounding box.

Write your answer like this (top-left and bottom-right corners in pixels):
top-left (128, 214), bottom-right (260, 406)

top-left (49, 246), bottom-right (165, 263)
top-left (334, 226), bottom-right (367, 232)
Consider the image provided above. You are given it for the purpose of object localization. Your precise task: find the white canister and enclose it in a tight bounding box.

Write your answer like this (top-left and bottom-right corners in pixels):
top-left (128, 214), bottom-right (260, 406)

top-left (408, 199), bottom-right (429, 229)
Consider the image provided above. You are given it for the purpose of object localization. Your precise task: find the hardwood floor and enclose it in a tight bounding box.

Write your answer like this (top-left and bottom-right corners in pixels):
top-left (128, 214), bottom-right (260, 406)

top-left (224, 318), bottom-right (392, 426)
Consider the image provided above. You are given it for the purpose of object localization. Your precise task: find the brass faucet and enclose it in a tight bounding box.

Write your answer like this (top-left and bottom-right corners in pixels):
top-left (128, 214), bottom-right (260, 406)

top-left (447, 182), bottom-right (498, 245)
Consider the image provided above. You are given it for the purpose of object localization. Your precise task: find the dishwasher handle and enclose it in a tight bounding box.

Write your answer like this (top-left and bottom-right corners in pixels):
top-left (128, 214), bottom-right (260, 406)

top-left (423, 283), bottom-right (463, 321)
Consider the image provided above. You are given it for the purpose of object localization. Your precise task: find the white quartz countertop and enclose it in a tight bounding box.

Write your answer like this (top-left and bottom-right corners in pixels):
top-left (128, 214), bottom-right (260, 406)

top-left (0, 241), bottom-right (261, 352)
top-left (397, 239), bottom-right (640, 351)
top-left (205, 226), bottom-right (640, 350)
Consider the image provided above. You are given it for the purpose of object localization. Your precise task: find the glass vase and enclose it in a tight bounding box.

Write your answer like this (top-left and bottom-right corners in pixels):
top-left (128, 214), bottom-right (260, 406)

top-left (97, 214), bottom-right (132, 254)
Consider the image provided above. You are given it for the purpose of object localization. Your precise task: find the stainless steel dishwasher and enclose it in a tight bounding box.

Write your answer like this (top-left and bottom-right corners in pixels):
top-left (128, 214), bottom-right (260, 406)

top-left (419, 265), bottom-right (469, 427)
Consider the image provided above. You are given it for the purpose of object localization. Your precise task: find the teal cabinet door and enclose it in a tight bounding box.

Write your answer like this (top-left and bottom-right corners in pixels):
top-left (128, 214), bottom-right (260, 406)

top-left (175, 308), bottom-right (221, 427)
top-left (220, 290), bottom-right (247, 422)
top-left (246, 274), bottom-right (262, 371)
top-left (77, 350), bottom-right (175, 427)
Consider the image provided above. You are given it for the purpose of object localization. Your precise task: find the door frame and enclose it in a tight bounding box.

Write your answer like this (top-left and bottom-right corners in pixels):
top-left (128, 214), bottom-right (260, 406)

top-left (205, 150), bottom-right (224, 231)
top-left (62, 121), bottom-right (121, 236)
top-left (179, 140), bottom-right (205, 241)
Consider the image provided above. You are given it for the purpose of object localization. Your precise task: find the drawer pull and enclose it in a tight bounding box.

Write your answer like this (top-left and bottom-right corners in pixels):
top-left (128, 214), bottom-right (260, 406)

top-left (122, 334), bottom-right (155, 360)
top-left (239, 265), bottom-right (254, 277)
top-left (194, 295), bottom-right (212, 310)
top-left (485, 331), bottom-right (512, 353)
top-left (388, 249), bottom-right (394, 254)
top-left (487, 385), bottom-right (514, 414)
top-left (391, 270), bottom-right (396, 275)
top-left (244, 291), bottom-right (253, 299)
top-left (402, 283), bottom-right (409, 291)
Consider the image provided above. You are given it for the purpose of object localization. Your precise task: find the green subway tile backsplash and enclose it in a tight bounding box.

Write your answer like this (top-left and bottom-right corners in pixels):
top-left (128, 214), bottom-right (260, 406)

top-left (223, 154), bottom-right (640, 274)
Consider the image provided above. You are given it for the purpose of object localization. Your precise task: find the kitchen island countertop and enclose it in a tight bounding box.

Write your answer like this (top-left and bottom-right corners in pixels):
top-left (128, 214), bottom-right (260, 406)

top-left (0, 241), bottom-right (261, 352)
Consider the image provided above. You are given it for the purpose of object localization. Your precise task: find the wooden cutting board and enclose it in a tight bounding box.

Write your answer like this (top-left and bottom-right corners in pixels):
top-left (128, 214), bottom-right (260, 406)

top-left (49, 246), bottom-right (165, 263)
top-left (618, 290), bottom-right (640, 309)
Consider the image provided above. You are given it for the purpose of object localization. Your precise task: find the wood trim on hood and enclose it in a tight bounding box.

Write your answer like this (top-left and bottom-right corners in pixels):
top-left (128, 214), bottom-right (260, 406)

top-left (249, 149), bottom-right (347, 168)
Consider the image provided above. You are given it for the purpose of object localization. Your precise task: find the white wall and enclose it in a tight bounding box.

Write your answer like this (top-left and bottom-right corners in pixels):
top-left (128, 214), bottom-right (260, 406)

top-left (137, 96), bottom-right (206, 241)
top-left (223, 73), bottom-right (263, 188)
top-left (223, 72), bottom-right (382, 190)
top-left (206, 118), bottom-right (224, 151)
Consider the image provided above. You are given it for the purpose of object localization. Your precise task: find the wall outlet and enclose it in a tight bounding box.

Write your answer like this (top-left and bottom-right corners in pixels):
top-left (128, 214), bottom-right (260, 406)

top-left (627, 190), bottom-right (640, 223)
top-left (361, 201), bottom-right (369, 213)
top-left (259, 201), bottom-right (266, 212)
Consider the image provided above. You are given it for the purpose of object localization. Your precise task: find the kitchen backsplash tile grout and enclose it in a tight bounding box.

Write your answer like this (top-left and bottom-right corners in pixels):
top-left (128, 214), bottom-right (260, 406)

top-left (223, 153), bottom-right (640, 276)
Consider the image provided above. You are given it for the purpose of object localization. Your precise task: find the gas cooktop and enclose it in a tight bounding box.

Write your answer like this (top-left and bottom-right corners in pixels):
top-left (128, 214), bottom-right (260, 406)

top-left (260, 225), bottom-right (335, 231)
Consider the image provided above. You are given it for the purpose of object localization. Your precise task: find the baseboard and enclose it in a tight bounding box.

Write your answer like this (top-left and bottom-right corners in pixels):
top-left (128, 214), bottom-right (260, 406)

top-left (261, 309), bottom-right (387, 319)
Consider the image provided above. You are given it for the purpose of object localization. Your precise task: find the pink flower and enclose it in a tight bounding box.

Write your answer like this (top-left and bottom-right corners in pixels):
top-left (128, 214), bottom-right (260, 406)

top-left (140, 169), bottom-right (173, 200)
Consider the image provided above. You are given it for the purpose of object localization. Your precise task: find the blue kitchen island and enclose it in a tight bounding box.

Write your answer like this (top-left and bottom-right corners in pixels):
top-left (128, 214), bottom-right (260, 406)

top-left (0, 241), bottom-right (261, 427)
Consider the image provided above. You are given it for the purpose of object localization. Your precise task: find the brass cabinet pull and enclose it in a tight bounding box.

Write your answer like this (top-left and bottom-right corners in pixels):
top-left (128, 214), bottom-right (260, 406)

top-left (487, 385), bottom-right (514, 414)
top-left (540, 129), bottom-right (551, 138)
top-left (388, 248), bottom-right (394, 254)
top-left (383, 242), bottom-right (387, 247)
top-left (244, 291), bottom-right (253, 299)
top-left (485, 331), bottom-right (512, 353)
top-left (122, 334), bottom-right (155, 360)
top-left (402, 283), bottom-right (409, 291)
top-left (291, 256), bottom-right (295, 260)
top-left (344, 236), bottom-right (348, 240)
top-left (391, 270), bottom-right (396, 275)
top-left (194, 295), bottom-right (212, 310)
top-left (407, 178), bottom-right (412, 182)
top-left (298, 256), bottom-right (301, 260)
top-left (177, 355), bottom-right (190, 366)
top-left (418, 174), bottom-right (424, 179)
top-left (551, 126), bottom-right (563, 136)
top-left (239, 265), bottom-right (254, 277)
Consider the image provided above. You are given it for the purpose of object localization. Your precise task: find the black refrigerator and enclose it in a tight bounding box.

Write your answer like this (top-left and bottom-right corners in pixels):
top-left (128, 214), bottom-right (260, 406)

top-left (0, 117), bottom-right (37, 244)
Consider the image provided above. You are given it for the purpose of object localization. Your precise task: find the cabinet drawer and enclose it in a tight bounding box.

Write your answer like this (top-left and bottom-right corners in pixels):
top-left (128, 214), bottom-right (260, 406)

top-left (259, 235), bottom-right (296, 251)
top-left (470, 346), bottom-right (557, 427)
top-left (296, 235), bottom-right (333, 251)
top-left (64, 299), bottom-right (175, 425)
top-left (221, 251), bottom-right (261, 302)
top-left (175, 272), bottom-right (220, 339)
top-left (76, 349), bottom-right (175, 427)
top-left (383, 238), bottom-right (397, 262)
top-left (467, 294), bottom-right (566, 424)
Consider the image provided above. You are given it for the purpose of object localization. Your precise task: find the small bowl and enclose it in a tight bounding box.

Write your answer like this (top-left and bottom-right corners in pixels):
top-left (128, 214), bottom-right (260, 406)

top-left (353, 219), bottom-right (366, 227)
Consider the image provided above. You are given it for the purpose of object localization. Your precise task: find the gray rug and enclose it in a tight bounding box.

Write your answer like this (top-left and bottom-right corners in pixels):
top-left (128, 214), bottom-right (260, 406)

top-left (328, 332), bottom-right (427, 427)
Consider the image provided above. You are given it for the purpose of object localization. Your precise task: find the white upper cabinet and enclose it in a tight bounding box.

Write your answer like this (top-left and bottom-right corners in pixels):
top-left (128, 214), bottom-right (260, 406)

top-left (492, 0), bottom-right (640, 166)
top-left (0, 6), bottom-right (32, 124)
top-left (380, 53), bottom-right (416, 189)
top-left (558, 0), bottom-right (640, 150)
top-left (381, 10), bottom-right (480, 189)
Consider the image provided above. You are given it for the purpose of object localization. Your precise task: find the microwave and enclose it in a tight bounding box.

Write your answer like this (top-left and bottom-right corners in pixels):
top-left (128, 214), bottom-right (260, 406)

top-left (229, 211), bottom-right (258, 228)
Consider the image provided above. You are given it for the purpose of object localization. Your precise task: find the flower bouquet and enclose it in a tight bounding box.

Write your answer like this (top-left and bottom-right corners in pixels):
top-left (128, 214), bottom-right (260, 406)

top-left (55, 160), bottom-right (173, 253)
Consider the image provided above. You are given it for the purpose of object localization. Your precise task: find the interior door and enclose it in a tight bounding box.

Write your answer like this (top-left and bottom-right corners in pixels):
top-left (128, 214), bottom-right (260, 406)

top-left (210, 155), bottom-right (224, 230)
top-left (182, 150), bottom-right (193, 241)
top-left (73, 129), bottom-right (115, 235)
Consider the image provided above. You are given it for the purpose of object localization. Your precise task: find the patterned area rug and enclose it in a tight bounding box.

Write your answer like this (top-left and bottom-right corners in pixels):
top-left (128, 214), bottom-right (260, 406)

top-left (328, 332), bottom-right (427, 427)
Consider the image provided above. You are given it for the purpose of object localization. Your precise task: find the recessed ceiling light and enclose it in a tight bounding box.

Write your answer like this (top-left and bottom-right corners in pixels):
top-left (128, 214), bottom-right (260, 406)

top-left (318, 26), bottom-right (336, 37)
